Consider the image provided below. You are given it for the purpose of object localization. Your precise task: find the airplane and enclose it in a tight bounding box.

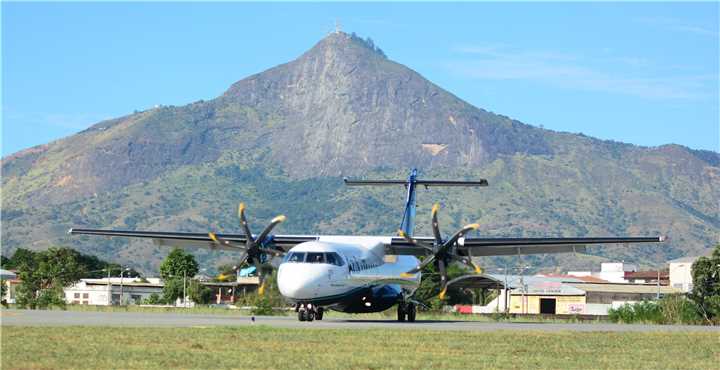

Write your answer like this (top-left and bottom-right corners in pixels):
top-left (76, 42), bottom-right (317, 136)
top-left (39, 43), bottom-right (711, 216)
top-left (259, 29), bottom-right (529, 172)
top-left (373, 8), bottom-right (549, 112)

top-left (69, 168), bottom-right (664, 322)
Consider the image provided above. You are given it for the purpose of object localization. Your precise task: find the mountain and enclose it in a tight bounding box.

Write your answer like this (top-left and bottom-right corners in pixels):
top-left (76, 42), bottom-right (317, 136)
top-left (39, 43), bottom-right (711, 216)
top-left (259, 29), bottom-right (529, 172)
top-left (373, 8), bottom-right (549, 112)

top-left (2, 32), bottom-right (719, 273)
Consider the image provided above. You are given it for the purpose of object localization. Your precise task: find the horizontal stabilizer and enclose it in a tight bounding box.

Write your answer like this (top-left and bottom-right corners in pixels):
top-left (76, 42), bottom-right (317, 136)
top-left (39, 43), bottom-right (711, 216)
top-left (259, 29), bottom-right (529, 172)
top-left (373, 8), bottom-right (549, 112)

top-left (344, 179), bottom-right (488, 187)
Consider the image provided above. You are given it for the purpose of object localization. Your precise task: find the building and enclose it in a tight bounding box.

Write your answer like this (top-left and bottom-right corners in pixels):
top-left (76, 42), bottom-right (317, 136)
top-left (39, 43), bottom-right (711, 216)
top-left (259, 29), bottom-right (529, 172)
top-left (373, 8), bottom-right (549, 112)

top-left (1, 269), bottom-right (19, 304)
top-left (508, 282), bottom-right (681, 315)
top-left (64, 278), bottom-right (164, 305)
top-left (568, 262), bottom-right (639, 283)
top-left (624, 270), bottom-right (669, 285)
top-left (201, 276), bottom-right (260, 304)
top-left (668, 256), bottom-right (704, 293)
top-left (452, 270), bottom-right (683, 316)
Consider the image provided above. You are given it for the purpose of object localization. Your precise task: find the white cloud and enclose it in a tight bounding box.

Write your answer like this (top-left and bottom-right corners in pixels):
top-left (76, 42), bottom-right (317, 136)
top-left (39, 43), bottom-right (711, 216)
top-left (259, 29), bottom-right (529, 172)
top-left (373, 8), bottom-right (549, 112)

top-left (3, 109), bottom-right (110, 130)
top-left (635, 16), bottom-right (718, 38)
top-left (447, 44), bottom-right (715, 100)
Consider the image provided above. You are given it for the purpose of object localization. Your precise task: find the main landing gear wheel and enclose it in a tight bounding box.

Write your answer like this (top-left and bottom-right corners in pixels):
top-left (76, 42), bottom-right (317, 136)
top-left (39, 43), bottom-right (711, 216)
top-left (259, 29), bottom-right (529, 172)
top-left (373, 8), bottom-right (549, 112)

top-left (407, 303), bottom-right (416, 322)
top-left (397, 302), bottom-right (417, 322)
top-left (316, 307), bottom-right (324, 321)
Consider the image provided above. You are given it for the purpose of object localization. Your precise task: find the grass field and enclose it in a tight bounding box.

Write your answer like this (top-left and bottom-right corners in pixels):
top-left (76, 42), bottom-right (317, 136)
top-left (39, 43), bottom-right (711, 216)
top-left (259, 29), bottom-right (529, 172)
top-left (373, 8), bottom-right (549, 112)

top-left (2, 326), bottom-right (717, 369)
top-left (45, 304), bottom-right (607, 323)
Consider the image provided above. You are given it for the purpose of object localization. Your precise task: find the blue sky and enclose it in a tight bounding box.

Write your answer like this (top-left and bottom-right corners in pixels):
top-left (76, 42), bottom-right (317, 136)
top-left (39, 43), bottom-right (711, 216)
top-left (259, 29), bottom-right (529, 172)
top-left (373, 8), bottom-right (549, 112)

top-left (2, 2), bottom-right (718, 156)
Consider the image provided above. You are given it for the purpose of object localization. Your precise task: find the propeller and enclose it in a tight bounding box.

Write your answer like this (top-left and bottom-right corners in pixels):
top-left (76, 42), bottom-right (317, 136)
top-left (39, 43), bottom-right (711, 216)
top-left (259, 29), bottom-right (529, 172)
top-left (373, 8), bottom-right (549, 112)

top-left (399, 203), bottom-right (483, 300)
top-left (208, 203), bottom-right (286, 295)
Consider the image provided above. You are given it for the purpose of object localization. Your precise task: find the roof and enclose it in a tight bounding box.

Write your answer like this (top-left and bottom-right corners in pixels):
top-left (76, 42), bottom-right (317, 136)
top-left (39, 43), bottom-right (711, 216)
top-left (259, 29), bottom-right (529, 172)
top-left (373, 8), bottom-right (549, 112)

top-left (446, 274), bottom-right (506, 290)
top-left (568, 283), bottom-right (682, 294)
top-left (625, 270), bottom-right (668, 279)
top-left (0, 269), bottom-right (17, 279)
top-left (668, 256), bottom-right (700, 264)
top-left (81, 279), bottom-right (164, 288)
top-left (540, 274), bottom-right (609, 283)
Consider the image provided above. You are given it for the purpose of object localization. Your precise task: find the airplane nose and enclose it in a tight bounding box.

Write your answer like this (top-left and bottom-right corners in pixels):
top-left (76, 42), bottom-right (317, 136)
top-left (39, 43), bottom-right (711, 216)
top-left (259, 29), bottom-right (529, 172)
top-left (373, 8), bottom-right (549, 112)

top-left (277, 264), bottom-right (328, 299)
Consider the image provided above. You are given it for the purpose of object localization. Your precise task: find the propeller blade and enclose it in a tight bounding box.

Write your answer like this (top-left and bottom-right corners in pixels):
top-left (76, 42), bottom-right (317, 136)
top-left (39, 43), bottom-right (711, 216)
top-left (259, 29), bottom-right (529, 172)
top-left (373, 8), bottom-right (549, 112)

top-left (440, 223), bottom-right (480, 252)
top-left (438, 259), bottom-right (448, 300)
top-left (398, 230), bottom-right (434, 276)
top-left (255, 261), bottom-right (266, 296)
top-left (238, 203), bottom-right (254, 245)
top-left (457, 256), bottom-right (483, 274)
top-left (431, 203), bottom-right (442, 245)
top-left (255, 215), bottom-right (286, 245)
top-left (208, 232), bottom-right (240, 248)
top-left (397, 230), bottom-right (433, 252)
top-left (403, 255), bottom-right (436, 276)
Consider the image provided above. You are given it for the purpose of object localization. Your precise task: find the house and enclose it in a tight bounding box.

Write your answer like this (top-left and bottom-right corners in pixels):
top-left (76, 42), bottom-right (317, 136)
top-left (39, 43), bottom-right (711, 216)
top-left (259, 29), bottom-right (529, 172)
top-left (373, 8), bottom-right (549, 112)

top-left (64, 277), bottom-right (164, 305)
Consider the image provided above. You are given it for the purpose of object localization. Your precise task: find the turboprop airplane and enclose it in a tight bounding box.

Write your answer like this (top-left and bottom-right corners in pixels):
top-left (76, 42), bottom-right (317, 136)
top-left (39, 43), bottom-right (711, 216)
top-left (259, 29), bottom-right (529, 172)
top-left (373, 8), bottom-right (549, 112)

top-left (69, 168), bottom-right (664, 322)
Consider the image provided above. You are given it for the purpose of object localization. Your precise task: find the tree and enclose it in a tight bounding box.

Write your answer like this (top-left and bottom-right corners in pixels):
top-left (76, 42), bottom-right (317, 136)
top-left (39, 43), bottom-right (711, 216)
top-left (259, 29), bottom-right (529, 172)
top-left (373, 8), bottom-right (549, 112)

top-left (159, 248), bottom-right (198, 280)
top-left (406, 260), bottom-right (474, 310)
top-left (188, 280), bottom-right (214, 304)
top-left (15, 247), bottom-right (87, 309)
top-left (160, 248), bottom-right (199, 304)
top-left (5, 248), bottom-right (36, 270)
top-left (690, 244), bottom-right (720, 322)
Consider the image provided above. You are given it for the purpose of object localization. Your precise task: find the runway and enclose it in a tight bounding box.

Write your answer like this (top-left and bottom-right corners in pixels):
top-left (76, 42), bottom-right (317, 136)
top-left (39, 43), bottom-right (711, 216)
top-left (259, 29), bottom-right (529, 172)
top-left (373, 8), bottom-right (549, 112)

top-left (2, 309), bottom-right (718, 332)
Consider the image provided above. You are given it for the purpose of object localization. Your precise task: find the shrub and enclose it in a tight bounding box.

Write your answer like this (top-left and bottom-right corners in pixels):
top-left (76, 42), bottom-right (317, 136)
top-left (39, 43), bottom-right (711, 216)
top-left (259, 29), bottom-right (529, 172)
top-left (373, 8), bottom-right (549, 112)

top-left (659, 294), bottom-right (701, 325)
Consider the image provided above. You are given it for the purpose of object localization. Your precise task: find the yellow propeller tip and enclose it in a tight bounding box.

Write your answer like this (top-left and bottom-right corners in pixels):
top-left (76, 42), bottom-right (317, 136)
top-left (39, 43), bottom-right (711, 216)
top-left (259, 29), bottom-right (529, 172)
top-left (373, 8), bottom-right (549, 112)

top-left (272, 215), bottom-right (287, 223)
top-left (439, 288), bottom-right (447, 300)
top-left (400, 272), bottom-right (413, 278)
top-left (466, 223), bottom-right (481, 230)
top-left (397, 230), bottom-right (406, 237)
top-left (431, 203), bottom-right (440, 214)
top-left (238, 203), bottom-right (246, 212)
top-left (208, 232), bottom-right (218, 242)
top-left (474, 266), bottom-right (482, 274)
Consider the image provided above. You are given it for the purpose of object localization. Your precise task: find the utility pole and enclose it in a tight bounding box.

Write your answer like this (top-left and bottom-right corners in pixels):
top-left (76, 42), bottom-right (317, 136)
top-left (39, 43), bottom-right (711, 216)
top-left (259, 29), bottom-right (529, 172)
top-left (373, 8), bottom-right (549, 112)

top-left (656, 269), bottom-right (660, 300)
top-left (107, 267), bottom-right (111, 306)
top-left (183, 269), bottom-right (187, 308)
top-left (119, 268), bottom-right (124, 306)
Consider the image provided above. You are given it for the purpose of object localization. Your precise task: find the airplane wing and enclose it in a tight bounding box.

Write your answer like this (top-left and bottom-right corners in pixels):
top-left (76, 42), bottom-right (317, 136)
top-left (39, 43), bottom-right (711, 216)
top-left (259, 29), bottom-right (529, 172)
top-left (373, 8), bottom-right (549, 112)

top-left (385, 236), bottom-right (664, 256)
top-left (68, 228), bottom-right (318, 253)
top-left (70, 228), bottom-right (663, 257)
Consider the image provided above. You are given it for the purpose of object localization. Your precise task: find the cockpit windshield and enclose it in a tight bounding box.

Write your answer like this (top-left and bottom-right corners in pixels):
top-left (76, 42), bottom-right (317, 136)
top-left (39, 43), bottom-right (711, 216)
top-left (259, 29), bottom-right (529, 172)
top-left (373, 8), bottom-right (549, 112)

top-left (283, 252), bottom-right (345, 266)
top-left (286, 252), bottom-right (305, 263)
top-left (306, 252), bottom-right (325, 264)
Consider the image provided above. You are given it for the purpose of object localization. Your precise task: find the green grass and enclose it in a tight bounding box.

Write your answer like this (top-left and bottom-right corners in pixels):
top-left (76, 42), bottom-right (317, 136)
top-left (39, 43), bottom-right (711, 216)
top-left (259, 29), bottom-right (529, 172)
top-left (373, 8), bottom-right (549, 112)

top-left (42, 304), bottom-right (605, 323)
top-left (2, 326), bottom-right (717, 369)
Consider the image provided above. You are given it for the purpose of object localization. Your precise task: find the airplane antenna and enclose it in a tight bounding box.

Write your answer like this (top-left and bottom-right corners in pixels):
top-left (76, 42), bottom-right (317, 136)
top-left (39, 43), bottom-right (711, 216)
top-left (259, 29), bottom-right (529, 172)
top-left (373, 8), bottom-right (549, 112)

top-left (335, 19), bottom-right (342, 34)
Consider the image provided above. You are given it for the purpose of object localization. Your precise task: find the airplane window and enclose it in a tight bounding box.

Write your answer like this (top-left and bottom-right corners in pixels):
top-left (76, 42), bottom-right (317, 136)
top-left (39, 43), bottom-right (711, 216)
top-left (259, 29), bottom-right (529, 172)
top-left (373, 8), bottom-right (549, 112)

top-left (325, 253), bottom-right (337, 266)
top-left (328, 252), bottom-right (345, 266)
top-left (287, 252), bottom-right (305, 263)
top-left (325, 252), bottom-right (345, 266)
top-left (307, 252), bottom-right (325, 264)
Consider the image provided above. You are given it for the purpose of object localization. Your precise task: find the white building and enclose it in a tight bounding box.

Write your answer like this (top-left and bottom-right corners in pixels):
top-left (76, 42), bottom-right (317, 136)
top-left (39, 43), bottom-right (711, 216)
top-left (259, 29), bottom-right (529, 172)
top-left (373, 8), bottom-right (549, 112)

top-left (668, 256), bottom-right (699, 293)
top-left (64, 277), bottom-right (164, 305)
top-left (568, 262), bottom-right (638, 283)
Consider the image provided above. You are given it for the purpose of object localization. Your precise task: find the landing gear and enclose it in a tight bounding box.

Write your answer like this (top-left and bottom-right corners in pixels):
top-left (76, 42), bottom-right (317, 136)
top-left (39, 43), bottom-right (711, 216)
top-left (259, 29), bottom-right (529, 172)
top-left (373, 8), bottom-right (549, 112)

top-left (397, 302), bottom-right (417, 322)
top-left (296, 303), bottom-right (321, 322)
top-left (407, 302), bottom-right (416, 322)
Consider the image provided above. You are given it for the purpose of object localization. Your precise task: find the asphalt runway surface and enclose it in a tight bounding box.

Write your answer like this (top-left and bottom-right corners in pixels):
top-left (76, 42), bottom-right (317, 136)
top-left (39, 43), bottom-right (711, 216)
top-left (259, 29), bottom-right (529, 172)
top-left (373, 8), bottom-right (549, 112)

top-left (2, 309), bottom-right (718, 332)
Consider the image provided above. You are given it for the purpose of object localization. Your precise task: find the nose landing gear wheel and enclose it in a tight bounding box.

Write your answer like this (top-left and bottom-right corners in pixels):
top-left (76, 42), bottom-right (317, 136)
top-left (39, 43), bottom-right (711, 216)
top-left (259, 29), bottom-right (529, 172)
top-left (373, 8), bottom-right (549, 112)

top-left (298, 310), bottom-right (306, 321)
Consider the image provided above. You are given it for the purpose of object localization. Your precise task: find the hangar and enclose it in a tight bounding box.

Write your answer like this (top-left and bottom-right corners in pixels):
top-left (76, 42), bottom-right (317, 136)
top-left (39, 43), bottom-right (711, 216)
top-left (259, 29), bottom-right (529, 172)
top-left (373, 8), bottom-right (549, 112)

top-left (450, 273), bottom-right (683, 316)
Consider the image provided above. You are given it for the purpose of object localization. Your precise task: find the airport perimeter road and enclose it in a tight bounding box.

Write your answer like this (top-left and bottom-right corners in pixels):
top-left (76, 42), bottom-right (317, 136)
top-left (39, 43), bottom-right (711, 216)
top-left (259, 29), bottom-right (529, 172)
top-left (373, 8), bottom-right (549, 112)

top-left (2, 309), bottom-right (718, 332)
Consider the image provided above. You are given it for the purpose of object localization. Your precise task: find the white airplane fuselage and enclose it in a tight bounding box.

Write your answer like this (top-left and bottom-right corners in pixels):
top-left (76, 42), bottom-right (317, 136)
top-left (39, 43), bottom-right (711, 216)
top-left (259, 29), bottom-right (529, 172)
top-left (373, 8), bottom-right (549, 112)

top-left (277, 237), bottom-right (421, 313)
